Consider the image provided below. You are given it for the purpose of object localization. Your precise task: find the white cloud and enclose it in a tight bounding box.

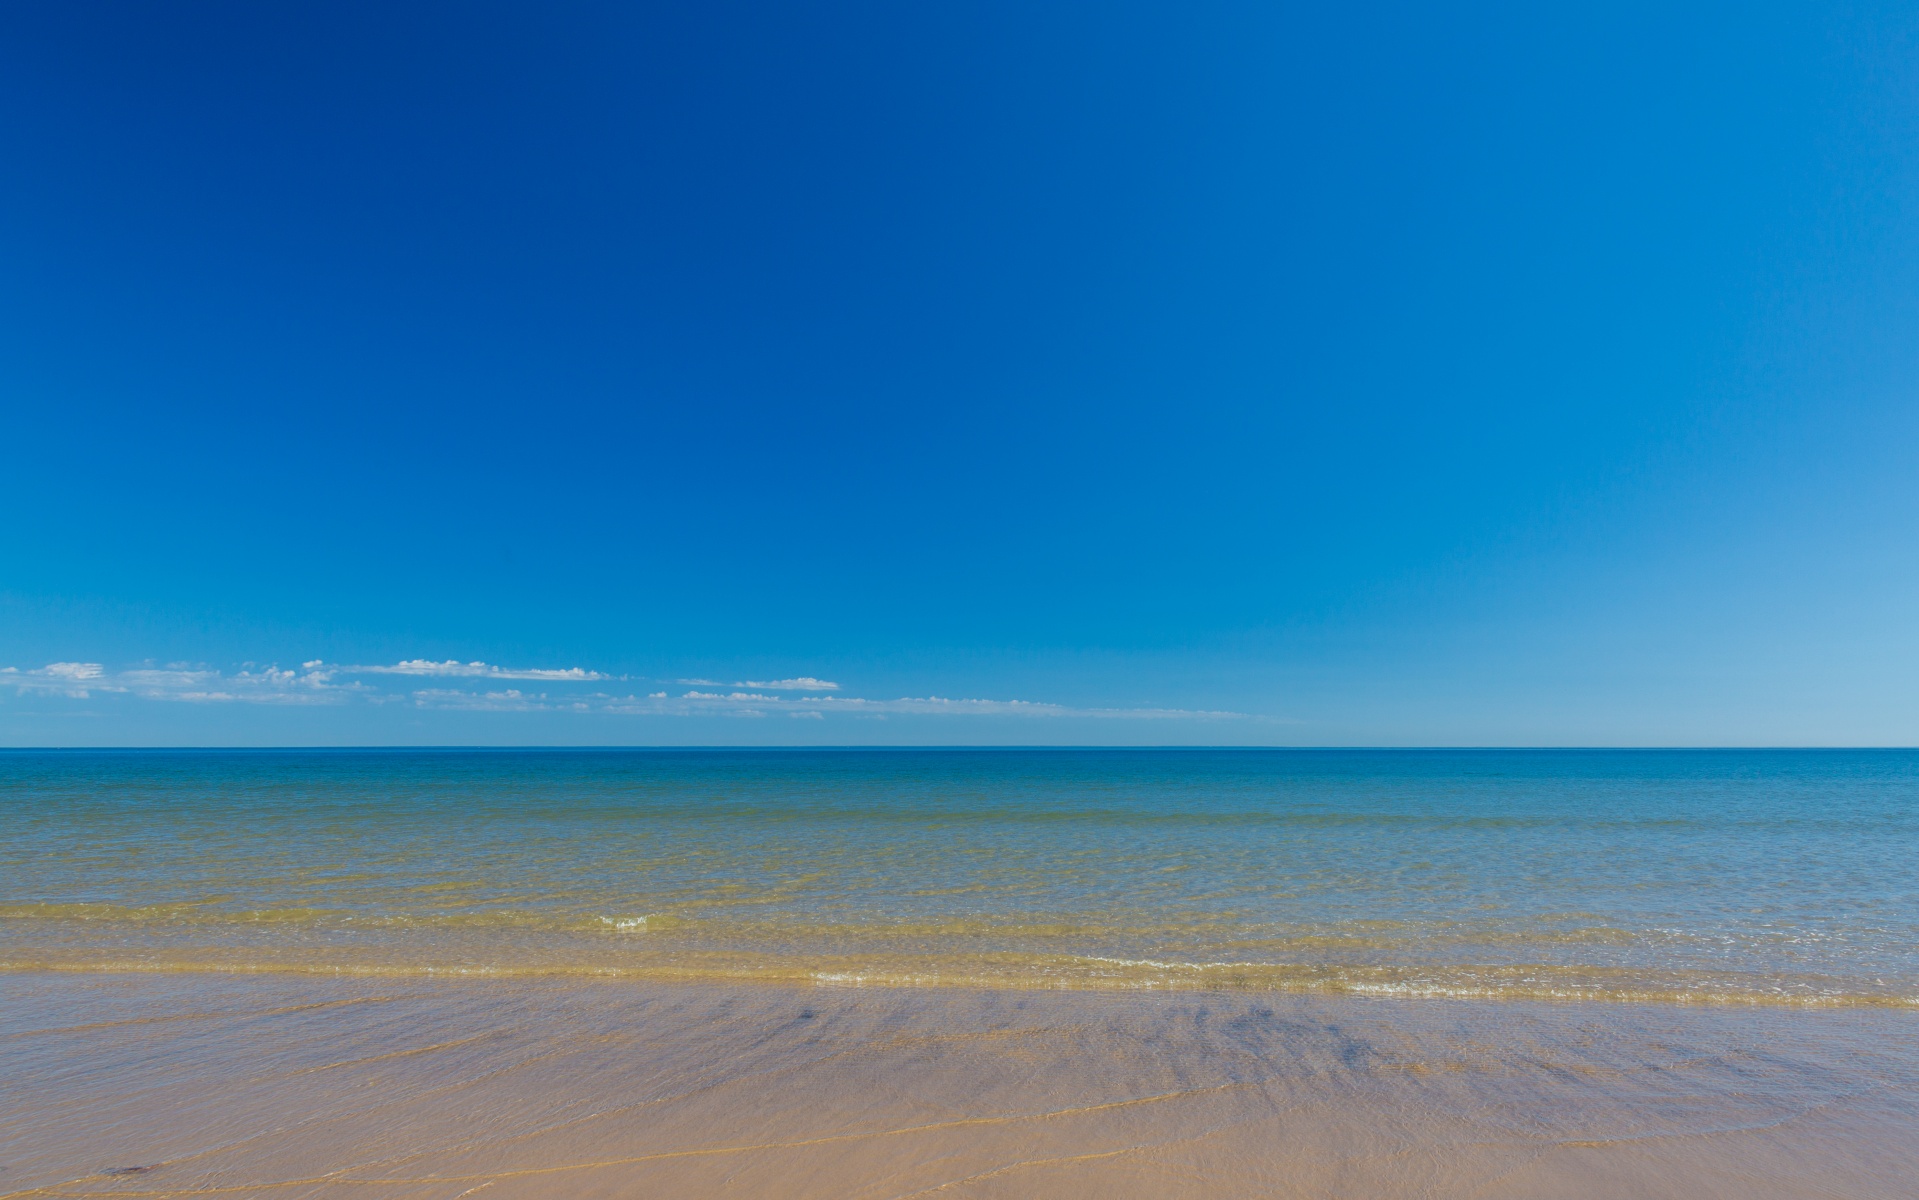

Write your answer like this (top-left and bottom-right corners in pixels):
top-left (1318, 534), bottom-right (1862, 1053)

top-left (120, 668), bottom-right (223, 691)
top-left (0, 662), bottom-right (351, 704)
top-left (351, 659), bottom-right (609, 681)
top-left (1, 657), bottom-right (1245, 721)
top-left (602, 690), bottom-right (1242, 720)
top-left (410, 688), bottom-right (557, 712)
top-left (44, 662), bottom-right (105, 680)
top-left (1, 663), bottom-right (115, 698)
top-left (789, 695), bottom-right (1242, 719)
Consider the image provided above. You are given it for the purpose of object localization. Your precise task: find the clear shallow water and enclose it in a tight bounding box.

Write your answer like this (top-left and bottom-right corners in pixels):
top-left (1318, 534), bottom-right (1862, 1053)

top-left (2, 748), bottom-right (1916, 1004)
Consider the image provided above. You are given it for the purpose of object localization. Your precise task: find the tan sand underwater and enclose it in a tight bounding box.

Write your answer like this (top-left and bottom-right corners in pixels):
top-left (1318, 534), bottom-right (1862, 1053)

top-left (4, 971), bottom-right (1916, 1199)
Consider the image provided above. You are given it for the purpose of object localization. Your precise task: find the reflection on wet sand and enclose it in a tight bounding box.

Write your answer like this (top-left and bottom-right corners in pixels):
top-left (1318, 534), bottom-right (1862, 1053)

top-left (5, 971), bottom-right (1915, 1199)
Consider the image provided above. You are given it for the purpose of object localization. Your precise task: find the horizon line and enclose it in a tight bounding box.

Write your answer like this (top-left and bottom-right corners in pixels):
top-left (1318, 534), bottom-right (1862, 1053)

top-left (2, 745), bottom-right (1915, 753)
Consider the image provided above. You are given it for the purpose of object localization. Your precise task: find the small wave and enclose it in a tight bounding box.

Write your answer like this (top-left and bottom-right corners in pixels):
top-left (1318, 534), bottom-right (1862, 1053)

top-left (2, 951), bottom-right (1913, 1009)
top-left (599, 914), bottom-right (676, 932)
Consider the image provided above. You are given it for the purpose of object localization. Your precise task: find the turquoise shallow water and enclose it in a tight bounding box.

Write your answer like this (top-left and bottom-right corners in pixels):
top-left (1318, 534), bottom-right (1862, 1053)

top-left (2, 749), bottom-right (1915, 1003)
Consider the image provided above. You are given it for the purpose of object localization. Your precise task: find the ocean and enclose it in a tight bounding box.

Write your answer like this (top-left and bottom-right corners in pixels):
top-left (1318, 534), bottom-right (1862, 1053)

top-left (4, 748), bottom-right (1915, 1005)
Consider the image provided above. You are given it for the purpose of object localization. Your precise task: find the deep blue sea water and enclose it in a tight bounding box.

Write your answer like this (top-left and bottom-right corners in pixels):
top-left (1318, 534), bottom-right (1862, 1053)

top-left (3, 749), bottom-right (1915, 1003)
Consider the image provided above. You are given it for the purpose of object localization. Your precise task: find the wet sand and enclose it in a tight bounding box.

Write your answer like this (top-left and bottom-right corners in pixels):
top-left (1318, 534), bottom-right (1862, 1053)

top-left (2, 971), bottom-right (1915, 1199)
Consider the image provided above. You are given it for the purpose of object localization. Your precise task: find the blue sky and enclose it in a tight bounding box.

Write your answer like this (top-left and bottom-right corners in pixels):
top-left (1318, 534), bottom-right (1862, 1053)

top-left (2, 0), bottom-right (1916, 746)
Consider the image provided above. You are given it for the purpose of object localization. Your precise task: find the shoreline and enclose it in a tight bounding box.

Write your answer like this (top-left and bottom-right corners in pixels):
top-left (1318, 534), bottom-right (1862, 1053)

top-left (4, 952), bottom-right (1913, 1010)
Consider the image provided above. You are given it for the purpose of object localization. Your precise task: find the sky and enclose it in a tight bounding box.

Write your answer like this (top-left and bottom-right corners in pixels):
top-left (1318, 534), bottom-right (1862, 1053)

top-left (2, 0), bottom-right (1916, 746)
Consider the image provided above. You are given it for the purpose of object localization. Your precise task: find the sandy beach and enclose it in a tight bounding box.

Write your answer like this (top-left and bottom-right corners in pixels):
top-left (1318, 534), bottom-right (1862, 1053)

top-left (5, 969), bottom-right (1916, 1199)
